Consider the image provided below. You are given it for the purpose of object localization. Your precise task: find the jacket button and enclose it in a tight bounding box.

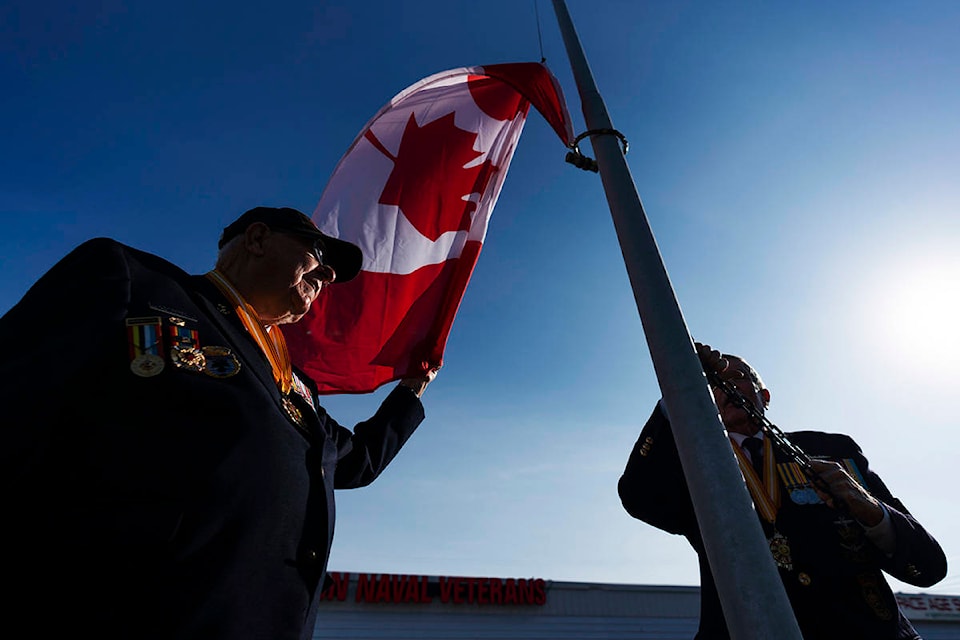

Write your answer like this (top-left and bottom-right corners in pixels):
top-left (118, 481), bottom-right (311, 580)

top-left (300, 548), bottom-right (320, 566)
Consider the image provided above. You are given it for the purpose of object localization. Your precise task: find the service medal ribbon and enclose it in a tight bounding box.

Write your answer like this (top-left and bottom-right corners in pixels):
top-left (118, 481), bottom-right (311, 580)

top-left (778, 462), bottom-right (824, 505)
top-left (841, 458), bottom-right (868, 488)
top-left (291, 372), bottom-right (316, 411)
top-left (168, 318), bottom-right (204, 372)
top-left (126, 316), bottom-right (164, 377)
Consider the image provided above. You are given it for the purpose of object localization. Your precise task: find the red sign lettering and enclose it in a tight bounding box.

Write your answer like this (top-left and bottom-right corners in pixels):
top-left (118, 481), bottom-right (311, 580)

top-left (318, 572), bottom-right (350, 602)
top-left (343, 573), bottom-right (547, 607)
top-left (355, 573), bottom-right (376, 602)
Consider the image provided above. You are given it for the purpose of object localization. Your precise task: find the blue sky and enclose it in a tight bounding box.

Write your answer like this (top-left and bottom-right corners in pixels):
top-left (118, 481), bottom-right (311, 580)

top-left (3, 0), bottom-right (958, 597)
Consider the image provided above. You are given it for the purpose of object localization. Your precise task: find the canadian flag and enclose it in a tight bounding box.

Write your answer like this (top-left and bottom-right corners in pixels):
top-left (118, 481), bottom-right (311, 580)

top-left (283, 62), bottom-right (574, 394)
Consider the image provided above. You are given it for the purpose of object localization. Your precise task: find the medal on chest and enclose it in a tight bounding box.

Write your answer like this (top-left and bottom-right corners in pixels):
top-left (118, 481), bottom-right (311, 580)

top-left (282, 395), bottom-right (306, 428)
top-left (126, 316), bottom-right (165, 377)
top-left (768, 530), bottom-right (794, 571)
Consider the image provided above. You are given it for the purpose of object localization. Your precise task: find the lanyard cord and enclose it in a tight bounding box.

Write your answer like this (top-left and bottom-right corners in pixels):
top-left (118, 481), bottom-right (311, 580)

top-left (704, 368), bottom-right (845, 511)
top-left (205, 270), bottom-right (293, 395)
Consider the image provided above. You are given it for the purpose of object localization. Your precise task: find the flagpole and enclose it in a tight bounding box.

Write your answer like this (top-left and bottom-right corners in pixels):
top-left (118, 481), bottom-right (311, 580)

top-left (550, 2), bottom-right (803, 638)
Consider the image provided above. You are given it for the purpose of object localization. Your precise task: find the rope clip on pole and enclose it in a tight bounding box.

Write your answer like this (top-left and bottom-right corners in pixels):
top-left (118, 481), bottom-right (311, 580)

top-left (564, 128), bottom-right (629, 172)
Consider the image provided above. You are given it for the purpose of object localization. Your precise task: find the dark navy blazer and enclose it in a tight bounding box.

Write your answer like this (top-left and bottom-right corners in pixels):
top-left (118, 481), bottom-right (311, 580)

top-left (0, 238), bottom-right (425, 639)
top-left (619, 404), bottom-right (946, 640)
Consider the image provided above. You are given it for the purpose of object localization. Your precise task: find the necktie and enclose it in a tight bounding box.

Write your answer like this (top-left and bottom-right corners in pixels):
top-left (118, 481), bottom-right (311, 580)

top-left (742, 437), bottom-right (764, 476)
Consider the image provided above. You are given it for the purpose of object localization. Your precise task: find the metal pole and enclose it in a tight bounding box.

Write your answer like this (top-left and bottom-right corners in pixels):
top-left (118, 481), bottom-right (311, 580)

top-left (550, 2), bottom-right (803, 638)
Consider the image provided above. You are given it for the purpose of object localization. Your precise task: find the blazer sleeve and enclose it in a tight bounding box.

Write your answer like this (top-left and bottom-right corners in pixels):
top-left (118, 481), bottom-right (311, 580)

top-left (324, 385), bottom-right (426, 490)
top-left (841, 435), bottom-right (948, 587)
top-left (618, 402), bottom-right (699, 538)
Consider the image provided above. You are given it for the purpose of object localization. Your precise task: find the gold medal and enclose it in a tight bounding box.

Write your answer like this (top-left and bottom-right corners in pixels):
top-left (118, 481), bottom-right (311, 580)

top-left (171, 344), bottom-right (205, 372)
top-left (166, 316), bottom-right (205, 372)
top-left (282, 396), bottom-right (306, 427)
top-left (769, 530), bottom-right (793, 571)
top-left (130, 353), bottom-right (165, 377)
top-left (282, 396), bottom-right (305, 427)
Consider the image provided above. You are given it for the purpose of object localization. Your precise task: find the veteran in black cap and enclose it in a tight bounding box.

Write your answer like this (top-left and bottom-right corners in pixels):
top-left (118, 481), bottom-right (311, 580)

top-left (218, 206), bottom-right (364, 283)
top-left (0, 206), bottom-right (438, 640)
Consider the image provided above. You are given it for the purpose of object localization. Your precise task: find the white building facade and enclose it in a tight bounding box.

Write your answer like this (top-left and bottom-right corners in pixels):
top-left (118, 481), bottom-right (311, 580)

top-left (312, 571), bottom-right (960, 639)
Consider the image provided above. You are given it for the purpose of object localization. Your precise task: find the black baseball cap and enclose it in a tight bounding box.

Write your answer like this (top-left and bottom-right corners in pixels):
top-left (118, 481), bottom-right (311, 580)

top-left (219, 207), bottom-right (363, 283)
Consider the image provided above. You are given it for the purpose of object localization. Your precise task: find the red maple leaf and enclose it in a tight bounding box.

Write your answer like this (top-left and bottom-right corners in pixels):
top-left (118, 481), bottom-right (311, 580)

top-left (371, 112), bottom-right (498, 242)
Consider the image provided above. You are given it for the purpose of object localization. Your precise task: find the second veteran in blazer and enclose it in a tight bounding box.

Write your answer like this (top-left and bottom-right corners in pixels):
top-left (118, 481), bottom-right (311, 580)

top-left (618, 344), bottom-right (946, 640)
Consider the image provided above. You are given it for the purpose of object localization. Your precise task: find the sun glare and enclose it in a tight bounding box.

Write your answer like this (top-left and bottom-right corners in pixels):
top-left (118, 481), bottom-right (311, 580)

top-left (866, 253), bottom-right (960, 371)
